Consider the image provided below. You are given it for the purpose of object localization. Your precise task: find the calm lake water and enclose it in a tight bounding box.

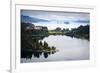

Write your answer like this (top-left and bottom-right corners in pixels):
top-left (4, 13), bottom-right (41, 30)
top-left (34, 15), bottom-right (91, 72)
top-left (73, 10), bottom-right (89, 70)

top-left (21, 35), bottom-right (89, 63)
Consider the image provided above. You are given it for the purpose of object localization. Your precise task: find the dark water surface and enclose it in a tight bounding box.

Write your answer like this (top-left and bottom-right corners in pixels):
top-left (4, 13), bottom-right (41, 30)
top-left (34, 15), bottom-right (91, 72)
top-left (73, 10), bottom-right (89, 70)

top-left (21, 35), bottom-right (89, 63)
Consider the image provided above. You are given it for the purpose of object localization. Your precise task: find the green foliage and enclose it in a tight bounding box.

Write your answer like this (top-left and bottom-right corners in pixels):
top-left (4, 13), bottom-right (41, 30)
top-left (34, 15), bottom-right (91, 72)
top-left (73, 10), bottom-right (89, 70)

top-left (55, 27), bottom-right (62, 31)
top-left (52, 46), bottom-right (56, 50)
top-left (39, 41), bottom-right (42, 46)
top-left (66, 25), bottom-right (89, 40)
top-left (21, 22), bottom-right (57, 53)
top-left (48, 27), bottom-right (70, 35)
top-left (43, 41), bottom-right (48, 49)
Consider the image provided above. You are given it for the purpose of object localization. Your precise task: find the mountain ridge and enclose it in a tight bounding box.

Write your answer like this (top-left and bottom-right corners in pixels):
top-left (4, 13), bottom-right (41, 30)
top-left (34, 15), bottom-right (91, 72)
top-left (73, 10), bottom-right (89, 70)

top-left (21, 15), bottom-right (49, 23)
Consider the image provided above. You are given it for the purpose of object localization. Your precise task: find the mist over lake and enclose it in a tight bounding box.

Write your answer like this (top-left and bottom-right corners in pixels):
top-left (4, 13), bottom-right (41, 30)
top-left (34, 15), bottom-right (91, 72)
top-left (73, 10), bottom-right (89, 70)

top-left (21, 10), bottom-right (90, 63)
top-left (33, 21), bottom-right (88, 30)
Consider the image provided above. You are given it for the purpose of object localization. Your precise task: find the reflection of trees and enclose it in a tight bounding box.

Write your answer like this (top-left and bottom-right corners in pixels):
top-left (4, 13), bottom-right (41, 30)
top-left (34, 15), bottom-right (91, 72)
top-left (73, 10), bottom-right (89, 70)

top-left (21, 51), bottom-right (33, 59)
top-left (33, 52), bottom-right (42, 58)
top-left (49, 25), bottom-right (89, 40)
top-left (21, 22), bottom-right (57, 59)
top-left (43, 52), bottom-right (48, 58)
top-left (21, 51), bottom-right (56, 59)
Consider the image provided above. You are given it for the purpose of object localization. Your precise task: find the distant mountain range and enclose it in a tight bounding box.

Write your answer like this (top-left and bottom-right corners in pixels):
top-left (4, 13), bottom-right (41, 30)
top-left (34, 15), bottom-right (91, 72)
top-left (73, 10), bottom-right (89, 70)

top-left (21, 15), bottom-right (49, 23)
top-left (21, 15), bottom-right (89, 24)
top-left (75, 20), bottom-right (90, 23)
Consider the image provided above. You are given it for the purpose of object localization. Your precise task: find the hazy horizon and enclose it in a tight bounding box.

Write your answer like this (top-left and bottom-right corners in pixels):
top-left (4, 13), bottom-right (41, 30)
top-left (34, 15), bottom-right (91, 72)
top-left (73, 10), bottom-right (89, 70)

top-left (21, 10), bottom-right (90, 30)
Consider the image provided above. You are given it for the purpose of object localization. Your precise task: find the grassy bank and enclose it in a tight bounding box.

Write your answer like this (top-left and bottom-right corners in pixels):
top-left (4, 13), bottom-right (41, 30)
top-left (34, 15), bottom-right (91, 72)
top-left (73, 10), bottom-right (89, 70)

top-left (48, 31), bottom-right (65, 35)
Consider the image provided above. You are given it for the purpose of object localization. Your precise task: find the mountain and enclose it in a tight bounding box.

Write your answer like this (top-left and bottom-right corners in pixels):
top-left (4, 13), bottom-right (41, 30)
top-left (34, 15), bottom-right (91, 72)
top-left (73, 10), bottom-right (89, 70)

top-left (21, 15), bottom-right (49, 23)
top-left (75, 20), bottom-right (90, 23)
top-left (64, 21), bottom-right (70, 24)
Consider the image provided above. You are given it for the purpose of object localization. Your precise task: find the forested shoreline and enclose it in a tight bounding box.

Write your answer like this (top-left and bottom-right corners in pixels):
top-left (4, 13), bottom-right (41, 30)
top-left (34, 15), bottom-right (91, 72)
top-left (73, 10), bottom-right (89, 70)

top-left (21, 22), bottom-right (89, 58)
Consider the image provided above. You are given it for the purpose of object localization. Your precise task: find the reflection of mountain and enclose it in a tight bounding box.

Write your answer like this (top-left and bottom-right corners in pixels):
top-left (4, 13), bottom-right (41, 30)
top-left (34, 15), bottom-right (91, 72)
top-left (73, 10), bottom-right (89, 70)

top-left (21, 15), bottom-right (49, 23)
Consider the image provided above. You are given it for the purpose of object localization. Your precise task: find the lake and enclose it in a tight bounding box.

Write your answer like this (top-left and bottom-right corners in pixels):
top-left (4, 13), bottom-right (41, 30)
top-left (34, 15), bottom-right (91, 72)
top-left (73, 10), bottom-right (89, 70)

top-left (21, 35), bottom-right (89, 63)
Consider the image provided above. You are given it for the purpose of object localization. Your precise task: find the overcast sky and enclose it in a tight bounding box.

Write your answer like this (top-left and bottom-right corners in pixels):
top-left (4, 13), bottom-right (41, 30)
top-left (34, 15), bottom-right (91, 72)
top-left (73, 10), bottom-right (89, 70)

top-left (21, 10), bottom-right (90, 30)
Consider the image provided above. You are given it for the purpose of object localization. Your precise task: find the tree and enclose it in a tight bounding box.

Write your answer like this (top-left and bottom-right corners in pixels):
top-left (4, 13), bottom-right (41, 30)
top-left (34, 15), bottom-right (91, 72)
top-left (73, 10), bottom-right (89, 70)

top-left (55, 27), bottom-right (61, 31)
top-left (52, 46), bottom-right (56, 50)
top-left (66, 28), bottom-right (69, 31)
top-left (44, 41), bottom-right (48, 49)
top-left (39, 41), bottom-right (42, 46)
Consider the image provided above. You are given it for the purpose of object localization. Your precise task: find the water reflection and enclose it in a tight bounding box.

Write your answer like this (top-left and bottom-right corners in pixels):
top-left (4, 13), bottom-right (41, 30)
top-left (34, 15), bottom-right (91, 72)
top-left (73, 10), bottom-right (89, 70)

top-left (21, 51), bottom-right (33, 59)
top-left (21, 51), bottom-right (56, 59)
top-left (21, 35), bottom-right (89, 63)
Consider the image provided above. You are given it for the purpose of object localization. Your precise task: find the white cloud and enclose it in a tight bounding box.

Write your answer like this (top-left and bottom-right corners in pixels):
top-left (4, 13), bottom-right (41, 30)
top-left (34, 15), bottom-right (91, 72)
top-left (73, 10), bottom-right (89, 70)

top-left (33, 21), bottom-right (88, 30)
top-left (22, 10), bottom-right (89, 30)
top-left (21, 10), bottom-right (89, 22)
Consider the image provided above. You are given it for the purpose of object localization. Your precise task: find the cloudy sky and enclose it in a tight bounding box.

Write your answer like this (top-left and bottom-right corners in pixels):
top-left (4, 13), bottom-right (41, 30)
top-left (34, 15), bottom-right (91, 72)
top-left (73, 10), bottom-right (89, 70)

top-left (21, 10), bottom-right (90, 30)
